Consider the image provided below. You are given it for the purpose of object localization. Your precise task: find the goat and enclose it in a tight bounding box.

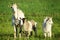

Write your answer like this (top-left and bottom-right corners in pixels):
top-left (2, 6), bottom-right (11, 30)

top-left (42, 17), bottom-right (53, 38)
top-left (11, 3), bottom-right (25, 38)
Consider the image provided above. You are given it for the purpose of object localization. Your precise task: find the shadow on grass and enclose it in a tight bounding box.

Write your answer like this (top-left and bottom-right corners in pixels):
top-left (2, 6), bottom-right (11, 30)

top-left (54, 33), bottom-right (60, 38)
top-left (0, 33), bottom-right (60, 40)
top-left (0, 33), bottom-right (14, 37)
top-left (0, 33), bottom-right (14, 40)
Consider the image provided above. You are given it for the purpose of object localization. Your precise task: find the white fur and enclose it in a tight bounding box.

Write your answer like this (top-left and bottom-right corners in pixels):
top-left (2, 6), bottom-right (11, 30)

top-left (12, 3), bottom-right (25, 25)
top-left (11, 3), bottom-right (25, 20)
top-left (11, 3), bottom-right (25, 38)
top-left (43, 17), bottom-right (53, 38)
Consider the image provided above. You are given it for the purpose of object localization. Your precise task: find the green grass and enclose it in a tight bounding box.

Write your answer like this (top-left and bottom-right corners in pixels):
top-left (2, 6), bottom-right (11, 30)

top-left (0, 0), bottom-right (60, 40)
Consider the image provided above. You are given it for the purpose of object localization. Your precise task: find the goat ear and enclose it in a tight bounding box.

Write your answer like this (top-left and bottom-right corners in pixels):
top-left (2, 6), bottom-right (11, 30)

top-left (22, 18), bottom-right (26, 20)
top-left (22, 18), bottom-right (26, 23)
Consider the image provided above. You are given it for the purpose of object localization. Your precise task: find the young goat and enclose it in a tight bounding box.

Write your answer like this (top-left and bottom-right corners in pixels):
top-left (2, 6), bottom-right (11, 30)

top-left (23, 19), bottom-right (32, 38)
top-left (23, 19), bottom-right (37, 38)
top-left (42, 17), bottom-right (53, 38)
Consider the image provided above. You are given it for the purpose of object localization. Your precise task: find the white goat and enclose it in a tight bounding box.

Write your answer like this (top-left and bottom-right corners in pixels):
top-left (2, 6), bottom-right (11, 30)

top-left (43, 17), bottom-right (53, 38)
top-left (11, 3), bottom-right (25, 38)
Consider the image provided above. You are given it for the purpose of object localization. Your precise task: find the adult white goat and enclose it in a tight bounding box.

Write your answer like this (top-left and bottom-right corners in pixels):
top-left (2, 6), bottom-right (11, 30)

top-left (42, 17), bottom-right (53, 38)
top-left (11, 3), bottom-right (25, 38)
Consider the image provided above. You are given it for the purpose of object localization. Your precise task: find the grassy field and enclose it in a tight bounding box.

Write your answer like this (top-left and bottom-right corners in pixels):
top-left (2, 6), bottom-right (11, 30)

top-left (0, 0), bottom-right (60, 40)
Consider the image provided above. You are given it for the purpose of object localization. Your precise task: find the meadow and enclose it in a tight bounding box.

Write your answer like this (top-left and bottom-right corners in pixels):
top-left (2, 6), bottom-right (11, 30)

top-left (0, 0), bottom-right (60, 40)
